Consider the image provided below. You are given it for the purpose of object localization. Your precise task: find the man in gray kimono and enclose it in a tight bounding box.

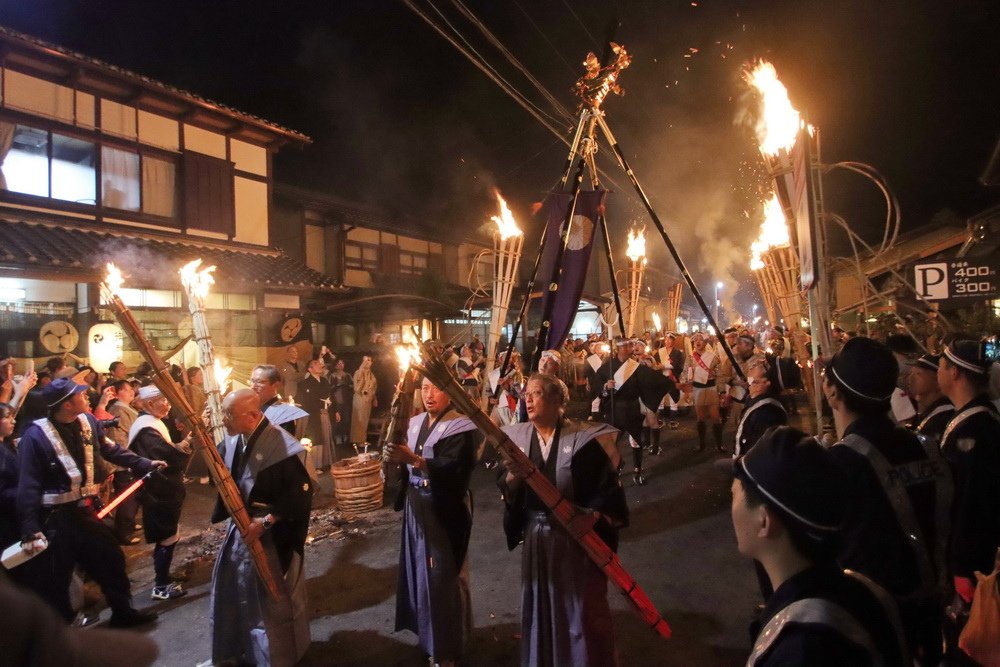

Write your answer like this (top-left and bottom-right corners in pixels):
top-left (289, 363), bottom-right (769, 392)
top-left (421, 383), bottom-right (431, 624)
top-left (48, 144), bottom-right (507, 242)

top-left (210, 389), bottom-right (314, 667)
top-left (385, 376), bottom-right (480, 667)
top-left (500, 373), bottom-right (628, 667)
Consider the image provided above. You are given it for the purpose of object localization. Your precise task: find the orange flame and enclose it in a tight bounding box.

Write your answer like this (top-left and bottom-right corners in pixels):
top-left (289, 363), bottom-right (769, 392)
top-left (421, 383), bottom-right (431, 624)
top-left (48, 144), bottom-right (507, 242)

top-left (749, 193), bottom-right (790, 269)
top-left (214, 358), bottom-right (233, 391)
top-left (744, 60), bottom-right (805, 156)
top-left (652, 312), bottom-right (662, 332)
top-left (490, 192), bottom-right (522, 239)
top-left (104, 263), bottom-right (125, 295)
top-left (179, 259), bottom-right (217, 300)
top-left (395, 343), bottom-right (421, 370)
top-left (625, 228), bottom-right (647, 263)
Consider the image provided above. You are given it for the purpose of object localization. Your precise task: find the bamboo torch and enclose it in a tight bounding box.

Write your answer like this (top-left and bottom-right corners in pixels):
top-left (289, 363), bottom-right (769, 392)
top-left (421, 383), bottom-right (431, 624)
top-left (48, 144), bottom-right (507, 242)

top-left (413, 339), bottom-right (672, 639)
top-left (100, 263), bottom-right (284, 600)
top-left (179, 260), bottom-right (231, 445)
top-left (625, 228), bottom-right (647, 338)
top-left (665, 282), bottom-right (683, 333)
top-left (484, 192), bottom-right (524, 404)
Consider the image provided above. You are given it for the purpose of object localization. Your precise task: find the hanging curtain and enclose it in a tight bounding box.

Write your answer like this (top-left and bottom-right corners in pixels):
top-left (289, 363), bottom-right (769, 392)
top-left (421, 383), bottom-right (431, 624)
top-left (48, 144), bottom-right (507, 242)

top-left (100, 146), bottom-right (140, 210)
top-left (141, 156), bottom-right (175, 217)
top-left (0, 122), bottom-right (16, 190)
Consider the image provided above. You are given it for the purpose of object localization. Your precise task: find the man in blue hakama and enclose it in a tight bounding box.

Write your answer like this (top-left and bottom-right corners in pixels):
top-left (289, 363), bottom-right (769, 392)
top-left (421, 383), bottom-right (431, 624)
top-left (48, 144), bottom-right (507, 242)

top-left (210, 389), bottom-right (314, 667)
top-left (500, 373), bottom-right (628, 667)
top-left (386, 376), bottom-right (480, 667)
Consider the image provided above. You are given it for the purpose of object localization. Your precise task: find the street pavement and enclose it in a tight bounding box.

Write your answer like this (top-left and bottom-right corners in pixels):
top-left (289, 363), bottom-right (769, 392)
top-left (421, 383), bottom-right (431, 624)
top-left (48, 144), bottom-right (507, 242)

top-left (94, 415), bottom-right (783, 666)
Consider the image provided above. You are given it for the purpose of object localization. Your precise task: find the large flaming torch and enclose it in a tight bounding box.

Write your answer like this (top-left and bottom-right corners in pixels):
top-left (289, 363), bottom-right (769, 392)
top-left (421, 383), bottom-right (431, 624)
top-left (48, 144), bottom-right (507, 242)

top-left (179, 259), bottom-right (230, 445)
top-left (746, 61), bottom-right (830, 420)
top-left (625, 227), bottom-right (647, 337)
top-left (484, 192), bottom-right (524, 392)
top-left (100, 263), bottom-right (284, 600)
top-left (750, 194), bottom-right (799, 335)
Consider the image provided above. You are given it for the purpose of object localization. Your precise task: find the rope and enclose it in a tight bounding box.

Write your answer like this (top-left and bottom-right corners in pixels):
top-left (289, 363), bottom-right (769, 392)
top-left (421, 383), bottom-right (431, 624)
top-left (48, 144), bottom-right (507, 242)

top-left (449, 0), bottom-right (575, 122)
top-left (559, 0), bottom-right (601, 49)
top-left (424, 0), bottom-right (567, 128)
top-left (510, 0), bottom-right (579, 76)
top-left (400, 0), bottom-right (571, 143)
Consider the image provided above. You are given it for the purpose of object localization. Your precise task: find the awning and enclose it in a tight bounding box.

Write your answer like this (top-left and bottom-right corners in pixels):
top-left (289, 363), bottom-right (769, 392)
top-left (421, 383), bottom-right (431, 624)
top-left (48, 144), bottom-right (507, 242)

top-left (0, 216), bottom-right (347, 293)
top-left (309, 293), bottom-right (464, 323)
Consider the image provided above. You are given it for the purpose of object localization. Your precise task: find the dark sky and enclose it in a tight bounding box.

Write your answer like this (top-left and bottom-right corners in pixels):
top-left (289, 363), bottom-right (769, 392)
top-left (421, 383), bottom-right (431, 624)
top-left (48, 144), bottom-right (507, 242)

top-left (2, 0), bottom-right (998, 312)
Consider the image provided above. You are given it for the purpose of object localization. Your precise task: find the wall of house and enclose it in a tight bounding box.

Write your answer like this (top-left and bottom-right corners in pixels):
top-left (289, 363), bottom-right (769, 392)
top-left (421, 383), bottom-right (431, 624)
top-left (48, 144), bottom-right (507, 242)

top-left (0, 67), bottom-right (272, 246)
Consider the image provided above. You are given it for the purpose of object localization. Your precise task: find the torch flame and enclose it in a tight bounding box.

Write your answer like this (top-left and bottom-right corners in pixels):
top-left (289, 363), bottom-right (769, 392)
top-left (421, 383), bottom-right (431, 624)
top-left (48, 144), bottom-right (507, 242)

top-left (395, 343), bottom-right (421, 370)
top-left (744, 60), bottom-right (804, 156)
top-left (749, 193), bottom-right (790, 269)
top-left (214, 358), bottom-right (233, 392)
top-left (652, 312), bottom-right (662, 333)
top-left (490, 191), bottom-right (522, 240)
top-left (625, 228), bottom-right (647, 263)
top-left (105, 263), bottom-right (125, 295)
top-left (179, 259), bottom-right (217, 300)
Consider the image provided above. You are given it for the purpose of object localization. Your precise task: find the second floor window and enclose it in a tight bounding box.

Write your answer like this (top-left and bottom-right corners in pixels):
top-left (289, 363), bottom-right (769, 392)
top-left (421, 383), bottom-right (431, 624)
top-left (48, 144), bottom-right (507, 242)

top-left (345, 241), bottom-right (378, 271)
top-left (399, 250), bottom-right (428, 275)
top-left (0, 122), bottom-right (176, 219)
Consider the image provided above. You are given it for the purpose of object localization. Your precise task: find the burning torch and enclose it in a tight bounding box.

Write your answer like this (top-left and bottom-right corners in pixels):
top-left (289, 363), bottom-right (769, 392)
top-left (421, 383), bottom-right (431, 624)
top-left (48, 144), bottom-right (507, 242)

top-left (484, 192), bottom-right (524, 406)
top-left (625, 227), bottom-right (647, 338)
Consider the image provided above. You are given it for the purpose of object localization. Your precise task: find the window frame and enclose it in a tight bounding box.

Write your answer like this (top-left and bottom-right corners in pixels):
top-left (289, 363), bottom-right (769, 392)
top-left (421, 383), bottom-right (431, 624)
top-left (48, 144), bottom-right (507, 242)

top-left (0, 113), bottom-right (181, 228)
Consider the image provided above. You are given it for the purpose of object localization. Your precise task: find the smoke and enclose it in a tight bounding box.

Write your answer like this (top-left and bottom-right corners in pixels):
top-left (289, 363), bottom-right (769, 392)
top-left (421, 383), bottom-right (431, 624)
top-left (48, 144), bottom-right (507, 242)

top-left (97, 239), bottom-right (181, 290)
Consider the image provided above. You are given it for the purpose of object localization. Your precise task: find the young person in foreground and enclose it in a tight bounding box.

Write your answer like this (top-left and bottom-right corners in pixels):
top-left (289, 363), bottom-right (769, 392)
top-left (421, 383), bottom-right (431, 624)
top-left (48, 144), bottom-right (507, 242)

top-left (731, 425), bottom-right (909, 667)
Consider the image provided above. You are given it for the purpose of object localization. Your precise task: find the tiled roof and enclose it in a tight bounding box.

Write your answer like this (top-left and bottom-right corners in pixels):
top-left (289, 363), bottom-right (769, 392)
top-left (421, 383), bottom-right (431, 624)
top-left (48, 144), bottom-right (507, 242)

top-left (0, 217), bottom-right (346, 292)
top-left (0, 25), bottom-right (310, 145)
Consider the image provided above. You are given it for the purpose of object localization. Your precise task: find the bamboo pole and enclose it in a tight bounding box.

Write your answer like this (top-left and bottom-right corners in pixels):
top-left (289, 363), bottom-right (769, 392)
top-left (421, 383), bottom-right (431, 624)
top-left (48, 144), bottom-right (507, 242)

top-left (484, 228), bottom-right (523, 402)
top-left (179, 261), bottom-right (227, 445)
top-left (100, 269), bottom-right (284, 601)
top-left (665, 282), bottom-right (683, 333)
top-left (414, 340), bottom-right (672, 639)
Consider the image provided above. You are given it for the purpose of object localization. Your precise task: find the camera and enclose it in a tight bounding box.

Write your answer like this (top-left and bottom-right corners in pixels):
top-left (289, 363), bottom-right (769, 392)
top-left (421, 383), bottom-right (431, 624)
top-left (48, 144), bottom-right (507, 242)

top-left (98, 418), bottom-right (120, 430)
top-left (982, 335), bottom-right (999, 364)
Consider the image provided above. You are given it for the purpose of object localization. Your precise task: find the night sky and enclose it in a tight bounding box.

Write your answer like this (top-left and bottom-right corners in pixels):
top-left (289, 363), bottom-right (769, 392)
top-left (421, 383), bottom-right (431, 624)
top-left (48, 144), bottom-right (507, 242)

top-left (2, 0), bottom-right (998, 313)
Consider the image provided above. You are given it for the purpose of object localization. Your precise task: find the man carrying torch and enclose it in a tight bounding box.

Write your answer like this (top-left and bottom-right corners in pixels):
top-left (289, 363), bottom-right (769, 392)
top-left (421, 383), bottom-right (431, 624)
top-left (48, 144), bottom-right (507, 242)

top-left (210, 389), bottom-right (314, 667)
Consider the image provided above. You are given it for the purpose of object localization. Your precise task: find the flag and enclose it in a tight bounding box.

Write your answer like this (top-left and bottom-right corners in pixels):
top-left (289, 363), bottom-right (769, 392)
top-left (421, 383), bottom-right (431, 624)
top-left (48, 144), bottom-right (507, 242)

top-left (536, 189), bottom-right (607, 350)
top-left (272, 313), bottom-right (312, 346)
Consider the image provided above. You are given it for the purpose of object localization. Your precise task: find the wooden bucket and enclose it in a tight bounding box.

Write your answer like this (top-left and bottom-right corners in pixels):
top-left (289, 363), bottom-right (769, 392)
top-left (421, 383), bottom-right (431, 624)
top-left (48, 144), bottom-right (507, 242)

top-left (330, 454), bottom-right (384, 513)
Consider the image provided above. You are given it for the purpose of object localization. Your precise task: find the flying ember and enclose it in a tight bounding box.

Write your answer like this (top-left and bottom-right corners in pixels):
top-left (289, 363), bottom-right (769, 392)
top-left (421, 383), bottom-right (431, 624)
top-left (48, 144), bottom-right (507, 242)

top-left (744, 60), bottom-right (803, 156)
top-left (490, 191), bottom-right (522, 239)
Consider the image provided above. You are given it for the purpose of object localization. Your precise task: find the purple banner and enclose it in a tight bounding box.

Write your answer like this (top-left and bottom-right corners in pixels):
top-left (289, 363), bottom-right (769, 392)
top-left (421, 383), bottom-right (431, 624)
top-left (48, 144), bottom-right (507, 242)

top-left (537, 189), bottom-right (607, 349)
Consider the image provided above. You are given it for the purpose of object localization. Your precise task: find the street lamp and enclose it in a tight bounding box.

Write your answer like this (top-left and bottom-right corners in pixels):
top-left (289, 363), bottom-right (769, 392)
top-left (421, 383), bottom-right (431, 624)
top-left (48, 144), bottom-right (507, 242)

top-left (715, 281), bottom-right (723, 326)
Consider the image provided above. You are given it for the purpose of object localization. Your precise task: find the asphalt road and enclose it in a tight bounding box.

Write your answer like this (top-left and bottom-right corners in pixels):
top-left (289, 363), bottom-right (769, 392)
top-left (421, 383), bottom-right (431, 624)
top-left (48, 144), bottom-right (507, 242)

top-left (93, 416), bottom-right (776, 666)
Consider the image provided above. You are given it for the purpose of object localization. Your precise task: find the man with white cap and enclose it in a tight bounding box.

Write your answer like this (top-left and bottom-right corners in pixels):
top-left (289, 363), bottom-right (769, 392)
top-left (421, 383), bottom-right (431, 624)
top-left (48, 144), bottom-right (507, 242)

top-left (936, 337), bottom-right (1000, 613)
top-left (732, 426), bottom-right (907, 666)
top-left (129, 384), bottom-right (192, 601)
top-left (14, 377), bottom-right (163, 626)
top-left (822, 336), bottom-right (953, 665)
top-left (537, 349), bottom-right (561, 376)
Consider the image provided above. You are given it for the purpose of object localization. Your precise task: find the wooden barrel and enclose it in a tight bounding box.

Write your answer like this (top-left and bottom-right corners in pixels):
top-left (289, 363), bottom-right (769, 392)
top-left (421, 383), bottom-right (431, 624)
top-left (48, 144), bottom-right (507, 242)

top-left (330, 454), bottom-right (384, 513)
